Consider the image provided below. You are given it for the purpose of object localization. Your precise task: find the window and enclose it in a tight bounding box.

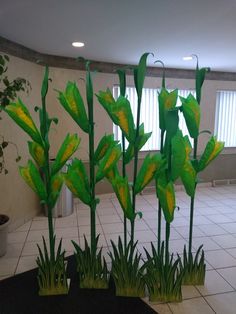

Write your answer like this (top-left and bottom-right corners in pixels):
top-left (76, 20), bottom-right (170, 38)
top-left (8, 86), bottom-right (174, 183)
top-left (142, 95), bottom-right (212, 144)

top-left (113, 86), bottom-right (195, 150)
top-left (215, 90), bottom-right (236, 147)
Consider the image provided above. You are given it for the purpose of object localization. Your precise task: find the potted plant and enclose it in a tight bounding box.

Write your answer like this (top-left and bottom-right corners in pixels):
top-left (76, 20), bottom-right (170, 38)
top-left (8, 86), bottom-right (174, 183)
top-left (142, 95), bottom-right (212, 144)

top-left (0, 54), bottom-right (30, 256)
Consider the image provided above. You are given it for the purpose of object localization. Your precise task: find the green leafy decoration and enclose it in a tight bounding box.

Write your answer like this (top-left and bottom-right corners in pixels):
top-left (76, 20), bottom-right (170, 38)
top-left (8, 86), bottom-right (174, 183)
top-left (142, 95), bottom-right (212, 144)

top-left (5, 99), bottom-right (42, 144)
top-left (198, 136), bottom-right (224, 171)
top-left (51, 133), bottom-right (80, 175)
top-left (134, 153), bottom-right (165, 194)
top-left (97, 91), bottom-right (135, 142)
top-left (64, 170), bottom-right (91, 205)
top-left (171, 130), bottom-right (187, 181)
top-left (112, 175), bottom-right (134, 220)
top-left (58, 81), bottom-right (89, 133)
top-left (181, 160), bottom-right (196, 197)
top-left (19, 160), bottom-right (47, 201)
top-left (158, 88), bottom-right (178, 131)
top-left (156, 173), bottom-right (176, 223)
top-left (196, 64), bottom-right (210, 104)
top-left (68, 158), bottom-right (90, 192)
top-left (48, 173), bottom-right (64, 208)
top-left (94, 134), bottom-right (117, 163)
top-left (28, 141), bottom-right (45, 168)
top-left (124, 123), bottom-right (152, 164)
top-left (96, 144), bottom-right (122, 182)
top-left (180, 94), bottom-right (200, 139)
top-left (134, 52), bottom-right (152, 102)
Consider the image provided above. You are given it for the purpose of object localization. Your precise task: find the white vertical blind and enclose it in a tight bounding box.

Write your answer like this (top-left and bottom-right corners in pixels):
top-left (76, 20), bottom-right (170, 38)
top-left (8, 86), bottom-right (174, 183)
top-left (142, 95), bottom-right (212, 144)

top-left (215, 90), bottom-right (236, 147)
top-left (113, 86), bottom-right (195, 151)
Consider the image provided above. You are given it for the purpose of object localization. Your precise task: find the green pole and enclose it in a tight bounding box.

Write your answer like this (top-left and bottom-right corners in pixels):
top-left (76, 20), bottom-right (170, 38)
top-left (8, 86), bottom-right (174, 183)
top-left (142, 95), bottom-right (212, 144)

top-left (122, 134), bottom-right (127, 248)
top-left (158, 130), bottom-right (165, 254)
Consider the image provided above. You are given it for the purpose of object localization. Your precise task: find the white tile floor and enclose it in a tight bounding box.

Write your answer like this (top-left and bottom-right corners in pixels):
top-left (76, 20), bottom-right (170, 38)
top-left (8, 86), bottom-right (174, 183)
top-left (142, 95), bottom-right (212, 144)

top-left (1, 185), bottom-right (236, 313)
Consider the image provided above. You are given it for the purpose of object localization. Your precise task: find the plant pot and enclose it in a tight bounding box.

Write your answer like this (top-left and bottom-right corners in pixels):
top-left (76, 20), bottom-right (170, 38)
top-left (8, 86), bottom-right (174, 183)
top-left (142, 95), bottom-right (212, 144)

top-left (0, 214), bottom-right (10, 257)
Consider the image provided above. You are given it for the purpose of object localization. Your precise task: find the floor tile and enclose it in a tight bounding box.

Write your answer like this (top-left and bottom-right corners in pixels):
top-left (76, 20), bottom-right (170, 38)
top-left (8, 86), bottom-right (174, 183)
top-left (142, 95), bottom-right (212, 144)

top-left (221, 223), bottom-right (236, 234)
top-left (177, 226), bottom-right (205, 238)
top-left (211, 234), bottom-right (236, 249)
top-left (149, 302), bottom-right (172, 314)
top-left (206, 291), bottom-right (236, 314)
top-left (134, 230), bottom-right (157, 243)
top-left (205, 250), bottom-right (236, 269)
top-left (55, 216), bottom-right (77, 228)
top-left (0, 257), bottom-right (18, 276)
top-left (8, 231), bottom-right (28, 244)
top-left (169, 297), bottom-right (214, 314)
top-left (182, 286), bottom-right (201, 299)
top-left (169, 239), bottom-right (188, 255)
top-left (218, 267), bottom-right (236, 289)
top-left (193, 237), bottom-right (221, 251)
top-left (26, 229), bottom-right (49, 242)
top-left (4, 242), bottom-right (24, 258)
top-left (78, 224), bottom-right (103, 236)
top-left (199, 224), bottom-right (227, 236)
top-left (99, 214), bottom-right (122, 224)
top-left (102, 222), bottom-right (124, 234)
top-left (207, 214), bottom-right (232, 224)
top-left (15, 255), bottom-right (37, 274)
top-left (196, 270), bottom-right (234, 296)
top-left (15, 221), bottom-right (31, 232)
top-left (30, 220), bottom-right (53, 230)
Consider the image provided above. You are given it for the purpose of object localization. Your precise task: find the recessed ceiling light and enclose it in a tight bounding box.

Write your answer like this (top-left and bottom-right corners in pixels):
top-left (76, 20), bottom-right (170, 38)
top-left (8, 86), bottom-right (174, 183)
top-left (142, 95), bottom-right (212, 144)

top-left (72, 42), bottom-right (85, 47)
top-left (183, 56), bottom-right (193, 61)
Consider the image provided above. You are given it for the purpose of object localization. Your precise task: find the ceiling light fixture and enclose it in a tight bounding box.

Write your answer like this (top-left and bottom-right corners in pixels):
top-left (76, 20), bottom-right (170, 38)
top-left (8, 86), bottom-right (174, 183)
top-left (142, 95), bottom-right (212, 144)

top-left (183, 56), bottom-right (193, 61)
top-left (72, 42), bottom-right (85, 47)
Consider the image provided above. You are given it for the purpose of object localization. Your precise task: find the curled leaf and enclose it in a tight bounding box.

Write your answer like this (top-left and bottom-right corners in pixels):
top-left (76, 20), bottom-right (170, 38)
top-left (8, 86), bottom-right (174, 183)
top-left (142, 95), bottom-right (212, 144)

top-left (198, 136), bottom-right (224, 171)
top-left (180, 94), bottom-right (200, 139)
top-left (51, 133), bottom-right (80, 175)
top-left (135, 153), bottom-right (165, 194)
top-left (64, 170), bottom-right (91, 205)
top-left (19, 160), bottom-right (46, 201)
top-left (94, 134), bottom-right (117, 163)
top-left (28, 141), bottom-right (45, 167)
top-left (96, 144), bottom-right (122, 182)
top-left (58, 81), bottom-right (89, 133)
top-left (48, 174), bottom-right (63, 208)
top-left (5, 99), bottom-right (42, 144)
top-left (158, 88), bottom-right (178, 131)
top-left (112, 176), bottom-right (134, 221)
top-left (181, 160), bottom-right (196, 197)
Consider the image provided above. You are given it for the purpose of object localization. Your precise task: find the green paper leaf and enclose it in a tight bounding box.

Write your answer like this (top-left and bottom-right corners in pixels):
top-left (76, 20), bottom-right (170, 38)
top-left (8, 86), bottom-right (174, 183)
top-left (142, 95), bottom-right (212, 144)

top-left (19, 160), bottom-right (47, 201)
top-left (181, 160), bottom-right (196, 197)
top-left (67, 158), bottom-right (90, 193)
top-left (48, 173), bottom-right (63, 208)
top-left (96, 144), bottom-right (122, 182)
top-left (134, 153), bottom-right (165, 194)
top-left (94, 134), bottom-right (117, 163)
top-left (134, 52), bottom-right (152, 101)
top-left (198, 136), bottom-right (224, 171)
top-left (196, 64), bottom-right (210, 104)
top-left (180, 94), bottom-right (200, 139)
top-left (117, 69), bottom-right (126, 97)
top-left (124, 123), bottom-right (152, 164)
top-left (5, 99), bottom-right (42, 144)
top-left (86, 62), bottom-right (93, 108)
top-left (64, 170), bottom-right (91, 205)
top-left (112, 175), bottom-right (134, 221)
top-left (105, 164), bottom-right (120, 183)
top-left (158, 88), bottom-right (178, 131)
top-left (51, 133), bottom-right (80, 175)
top-left (41, 66), bottom-right (49, 99)
top-left (58, 81), bottom-right (89, 133)
top-left (156, 173), bottom-right (176, 223)
top-left (28, 141), bottom-right (45, 168)
top-left (171, 130), bottom-right (187, 181)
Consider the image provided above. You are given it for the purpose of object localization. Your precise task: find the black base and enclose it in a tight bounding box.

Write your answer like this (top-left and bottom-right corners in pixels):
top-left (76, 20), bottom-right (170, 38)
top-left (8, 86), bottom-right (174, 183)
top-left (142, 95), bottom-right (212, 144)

top-left (0, 255), bottom-right (157, 314)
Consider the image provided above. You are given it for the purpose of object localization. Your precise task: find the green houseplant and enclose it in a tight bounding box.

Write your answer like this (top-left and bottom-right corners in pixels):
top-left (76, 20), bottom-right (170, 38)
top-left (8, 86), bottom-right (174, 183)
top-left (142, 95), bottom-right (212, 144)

top-left (5, 66), bottom-right (80, 295)
top-left (0, 54), bottom-right (30, 256)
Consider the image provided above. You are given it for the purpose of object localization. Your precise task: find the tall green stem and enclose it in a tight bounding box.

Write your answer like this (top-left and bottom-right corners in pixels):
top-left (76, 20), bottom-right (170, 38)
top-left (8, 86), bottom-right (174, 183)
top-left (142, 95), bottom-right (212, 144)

top-left (122, 134), bottom-right (127, 248)
top-left (88, 98), bottom-right (96, 255)
top-left (158, 130), bottom-right (165, 254)
top-left (41, 96), bottom-right (54, 263)
top-left (165, 222), bottom-right (170, 265)
top-left (188, 138), bottom-right (198, 259)
top-left (131, 97), bottom-right (142, 245)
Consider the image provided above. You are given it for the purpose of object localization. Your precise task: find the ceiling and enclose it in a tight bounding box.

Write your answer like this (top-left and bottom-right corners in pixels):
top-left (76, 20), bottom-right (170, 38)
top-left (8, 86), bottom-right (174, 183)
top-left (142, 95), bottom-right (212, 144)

top-left (1, 0), bottom-right (236, 71)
